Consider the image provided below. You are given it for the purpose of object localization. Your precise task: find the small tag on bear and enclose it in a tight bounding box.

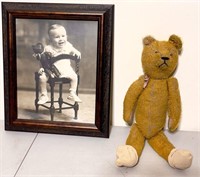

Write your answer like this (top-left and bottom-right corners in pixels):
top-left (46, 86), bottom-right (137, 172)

top-left (143, 75), bottom-right (150, 88)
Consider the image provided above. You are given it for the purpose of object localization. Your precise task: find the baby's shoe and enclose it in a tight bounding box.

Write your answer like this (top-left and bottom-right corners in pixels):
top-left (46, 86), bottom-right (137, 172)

top-left (67, 92), bottom-right (82, 103)
top-left (38, 94), bottom-right (49, 105)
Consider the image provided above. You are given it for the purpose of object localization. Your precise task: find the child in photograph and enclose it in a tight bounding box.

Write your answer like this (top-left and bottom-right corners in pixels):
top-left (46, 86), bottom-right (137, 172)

top-left (38, 24), bottom-right (82, 104)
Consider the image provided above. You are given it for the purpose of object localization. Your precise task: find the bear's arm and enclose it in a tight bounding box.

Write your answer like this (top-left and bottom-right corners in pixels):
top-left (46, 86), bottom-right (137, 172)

top-left (167, 77), bottom-right (181, 132)
top-left (123, 75), bottom-right (145, 124)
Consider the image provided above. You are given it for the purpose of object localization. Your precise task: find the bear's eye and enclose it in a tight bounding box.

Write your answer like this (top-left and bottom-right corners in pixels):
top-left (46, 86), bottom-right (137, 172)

top-left (170, 49), bottom-right (177, 56)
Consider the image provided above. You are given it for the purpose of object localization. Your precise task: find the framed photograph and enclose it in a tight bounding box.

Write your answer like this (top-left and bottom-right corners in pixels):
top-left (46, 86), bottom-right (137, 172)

top-left (2, 2), bottom-right (114, 137)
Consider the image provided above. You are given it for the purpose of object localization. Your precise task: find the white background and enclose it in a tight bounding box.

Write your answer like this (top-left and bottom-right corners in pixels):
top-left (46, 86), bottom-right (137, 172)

top-left (0, 0), bottom-right (199, 131)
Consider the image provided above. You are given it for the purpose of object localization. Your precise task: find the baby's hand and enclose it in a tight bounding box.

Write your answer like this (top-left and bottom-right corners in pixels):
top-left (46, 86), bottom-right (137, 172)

top-left (73, 50), bottom-right (81, 60)
top-left (38, 68), bottom-right (44, 75)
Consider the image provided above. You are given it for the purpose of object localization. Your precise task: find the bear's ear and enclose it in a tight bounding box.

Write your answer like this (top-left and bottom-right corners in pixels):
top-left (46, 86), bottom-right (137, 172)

top-left (169, 35), bottom-right (182, 54)
top-left (143, 36), bottom-right (155, 46)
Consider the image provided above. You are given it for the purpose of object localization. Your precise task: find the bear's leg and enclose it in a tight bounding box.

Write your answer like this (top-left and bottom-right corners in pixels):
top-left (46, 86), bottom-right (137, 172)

top-left (148, 131), bottom-right (174, 161)
top-left (148, 131), bottom-right (193, 169)
top-left (126, 124), bottom-right (146, 157)
top-left (116, 124), bottom-right (145, 167)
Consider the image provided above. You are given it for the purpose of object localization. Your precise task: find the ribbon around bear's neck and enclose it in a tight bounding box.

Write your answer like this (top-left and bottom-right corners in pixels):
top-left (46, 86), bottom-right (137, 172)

top-left (143, 74), bottom-right (150, 88)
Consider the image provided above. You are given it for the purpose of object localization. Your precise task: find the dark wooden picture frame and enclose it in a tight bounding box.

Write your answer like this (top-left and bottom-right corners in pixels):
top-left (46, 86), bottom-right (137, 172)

top-left (2, 2), bottom-right (114, 138)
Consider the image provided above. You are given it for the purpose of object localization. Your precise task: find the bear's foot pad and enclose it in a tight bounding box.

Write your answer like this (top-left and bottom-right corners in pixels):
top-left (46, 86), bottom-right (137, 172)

top-left (168, 148), bottom-right (193, 170)
top-left (116, 145), bottom-right (138, 167)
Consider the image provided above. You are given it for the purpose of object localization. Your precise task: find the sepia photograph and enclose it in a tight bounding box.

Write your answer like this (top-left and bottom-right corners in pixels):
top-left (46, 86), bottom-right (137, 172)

top-left (16, 19), bottom-right (98, 124)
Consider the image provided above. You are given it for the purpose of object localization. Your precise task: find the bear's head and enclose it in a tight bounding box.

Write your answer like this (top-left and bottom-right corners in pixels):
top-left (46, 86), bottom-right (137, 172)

top-left (32, 43), bottom-right (44, 54)
top-left (141, 35), bottom-right (182, 79)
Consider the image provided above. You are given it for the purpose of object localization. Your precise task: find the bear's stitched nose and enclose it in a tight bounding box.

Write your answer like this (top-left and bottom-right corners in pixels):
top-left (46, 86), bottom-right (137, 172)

top-left (161, 57), bottom-right (169, 61)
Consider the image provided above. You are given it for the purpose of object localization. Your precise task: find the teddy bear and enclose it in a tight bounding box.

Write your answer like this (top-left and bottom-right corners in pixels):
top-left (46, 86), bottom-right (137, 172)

top-left (32, 43), bottom-right (62, 78)
top-left (32, 43), bottom-right (55, 77)
top-left (116, 35), bottom-right (193, 170)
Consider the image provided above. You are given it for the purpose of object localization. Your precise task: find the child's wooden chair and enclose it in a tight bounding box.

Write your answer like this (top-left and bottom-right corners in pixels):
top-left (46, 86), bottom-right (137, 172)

top-left (33, 43), bottom-right (80, 121)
